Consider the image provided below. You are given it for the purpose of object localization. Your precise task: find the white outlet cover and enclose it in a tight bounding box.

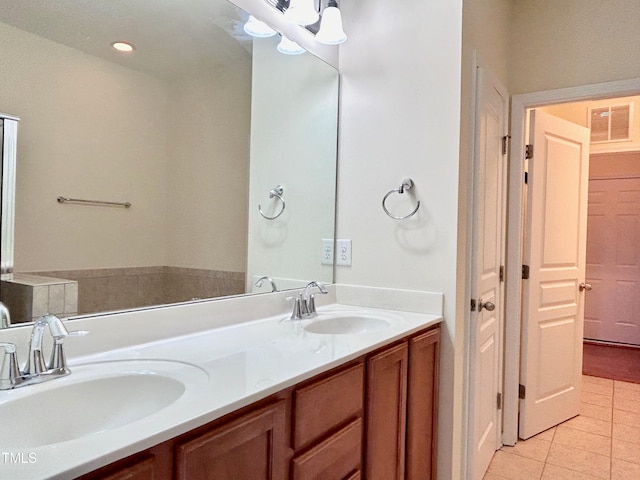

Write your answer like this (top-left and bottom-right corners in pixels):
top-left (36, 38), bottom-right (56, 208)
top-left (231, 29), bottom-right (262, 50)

top-left (336, 239), bottom-right (352, 266)
top-left (321, 238), bottom-right (334, 265)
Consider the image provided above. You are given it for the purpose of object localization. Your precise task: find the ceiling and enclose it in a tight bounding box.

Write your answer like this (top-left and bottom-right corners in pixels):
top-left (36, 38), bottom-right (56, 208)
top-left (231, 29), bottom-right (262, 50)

top-left (0, 0), bottom-right (254, 81)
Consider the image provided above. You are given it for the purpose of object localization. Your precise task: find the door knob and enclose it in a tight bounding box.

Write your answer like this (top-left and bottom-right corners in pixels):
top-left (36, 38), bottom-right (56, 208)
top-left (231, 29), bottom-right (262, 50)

top-left (478, 299), bottom-right (496, 312)
top-left (579, 283), bottom-right (592, 292)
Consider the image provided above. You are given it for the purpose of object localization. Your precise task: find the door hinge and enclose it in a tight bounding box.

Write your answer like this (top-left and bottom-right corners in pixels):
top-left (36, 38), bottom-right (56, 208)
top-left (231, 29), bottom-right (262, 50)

top-left (525, 144), bottom-right (534, 159)
top-left (470, 299), bottom-right (477, 312)
top-left (497, 392), bottom-right (503, 410)
top-left (499, 266), bottom-right (505, 282)
top-left (524, 171), bottom-right (528, 184)
top-left (522, 265), bottom-right (530, 280)
top-left (502, 135), bottom-right (511, 155)
top-left (519, 384), bottom-right (526, 399)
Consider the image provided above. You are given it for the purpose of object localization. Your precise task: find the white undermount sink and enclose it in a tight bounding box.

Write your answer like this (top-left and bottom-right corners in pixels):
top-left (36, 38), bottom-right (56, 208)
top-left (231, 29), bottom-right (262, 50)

top-left (0, 359), bottom-right (208, 449)
top-left (303, 311), bottom-right (398, 335)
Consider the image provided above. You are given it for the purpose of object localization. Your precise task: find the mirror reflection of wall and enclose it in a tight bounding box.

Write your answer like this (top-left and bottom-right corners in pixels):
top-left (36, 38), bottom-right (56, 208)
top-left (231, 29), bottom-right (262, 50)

top-left (247, 35), bottom-right (338, 292)
top-left (0, 0), bottom-right (338, 326)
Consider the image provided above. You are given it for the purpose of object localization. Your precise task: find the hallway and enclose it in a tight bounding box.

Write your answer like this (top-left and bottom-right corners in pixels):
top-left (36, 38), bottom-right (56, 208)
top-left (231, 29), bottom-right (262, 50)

top-left (483, 375), bottom-right (640, 479)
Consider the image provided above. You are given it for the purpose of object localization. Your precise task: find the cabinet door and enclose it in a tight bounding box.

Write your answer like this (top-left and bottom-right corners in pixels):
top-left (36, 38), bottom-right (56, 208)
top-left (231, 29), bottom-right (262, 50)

top-left (365, 342), bottom-right (408, 480)
top-left (406, 327), bottom-right (440, 480)
top-left (175, 401), bottom-right (286, 480)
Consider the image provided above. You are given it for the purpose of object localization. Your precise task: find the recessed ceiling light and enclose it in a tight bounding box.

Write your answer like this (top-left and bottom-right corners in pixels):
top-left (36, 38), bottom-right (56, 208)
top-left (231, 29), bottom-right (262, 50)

top-left (111, 42), bottom-right (135, 53)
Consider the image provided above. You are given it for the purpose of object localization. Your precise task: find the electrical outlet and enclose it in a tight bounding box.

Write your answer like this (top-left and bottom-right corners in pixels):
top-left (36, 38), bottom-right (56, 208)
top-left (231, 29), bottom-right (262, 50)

top-left (321, 238), bottom-right (334, 265)
top-left (336, 239), bottom-right (352, 266)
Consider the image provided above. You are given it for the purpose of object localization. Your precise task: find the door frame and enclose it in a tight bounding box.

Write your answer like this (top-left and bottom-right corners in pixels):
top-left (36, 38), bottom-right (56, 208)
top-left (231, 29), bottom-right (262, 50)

top-left (503, 77), bottom-right (640, 445)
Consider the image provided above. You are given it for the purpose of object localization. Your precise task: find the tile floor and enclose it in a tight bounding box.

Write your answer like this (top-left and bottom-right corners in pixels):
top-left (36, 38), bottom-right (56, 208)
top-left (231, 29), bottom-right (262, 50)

top-left (483, 375), bottom-right (640, 480)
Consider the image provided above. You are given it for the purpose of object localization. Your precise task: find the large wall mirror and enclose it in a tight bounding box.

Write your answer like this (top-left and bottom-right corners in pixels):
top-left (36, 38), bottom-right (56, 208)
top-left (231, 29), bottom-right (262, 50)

top-left (0, 0), bottom-right (338, 327)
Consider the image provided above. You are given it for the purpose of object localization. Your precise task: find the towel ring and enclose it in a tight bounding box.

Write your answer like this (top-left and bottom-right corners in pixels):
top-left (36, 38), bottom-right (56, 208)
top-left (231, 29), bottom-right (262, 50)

top-left (382, 178), bottom-right (421, 220)
top-left (258, 185), bottom-right (285, 220)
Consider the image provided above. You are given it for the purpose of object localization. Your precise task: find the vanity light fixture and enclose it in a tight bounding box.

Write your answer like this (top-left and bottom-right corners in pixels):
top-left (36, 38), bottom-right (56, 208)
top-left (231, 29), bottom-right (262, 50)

top-left (315, 0), bottom-right (347, 45)
top-left (277, 35), bottom-right (306, 55)
top-left (248, 0), bottom-right (347, 54)
top-left (244, 15), bottom-right (277, 37)
top-left (283, 0), bottom-right (320, 26)
top-left (111, 41), bottom-right (135, 53)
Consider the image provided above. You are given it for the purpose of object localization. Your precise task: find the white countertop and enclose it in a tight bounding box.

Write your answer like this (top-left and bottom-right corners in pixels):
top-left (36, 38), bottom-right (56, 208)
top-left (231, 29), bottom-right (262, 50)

top-left (0, 285), bottom-right (442, 479)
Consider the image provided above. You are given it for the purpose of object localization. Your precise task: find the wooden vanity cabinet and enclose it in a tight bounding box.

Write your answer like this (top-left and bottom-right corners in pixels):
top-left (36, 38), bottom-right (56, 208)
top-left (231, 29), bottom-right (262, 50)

top-left (79, 444), bottom-right (173, 480)
top-left (365, 342), bottom-right (409, 480)
top-left (290, 362), bottom-right (365, 480)
top-left (406, 328), bottom-right (440, 480)
top-left (175, 401), bottom-right (287, 480)
top-left (365, 327), bottom-right (441, 480)
top-left (291, 418), bottom-right (363, 480)
top-left (79, 325), bottom-right (440, 480)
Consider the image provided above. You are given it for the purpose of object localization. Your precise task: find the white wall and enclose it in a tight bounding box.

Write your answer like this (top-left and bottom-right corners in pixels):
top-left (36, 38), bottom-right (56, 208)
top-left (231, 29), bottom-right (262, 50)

top-left (509, 0), bottom-right (640, 95)
top-left (1, 22), bottom-right (170, 272)
top-left (246, 35), bottom-right (338, 289)
top-left (337, 0), bottom-right (463, 477)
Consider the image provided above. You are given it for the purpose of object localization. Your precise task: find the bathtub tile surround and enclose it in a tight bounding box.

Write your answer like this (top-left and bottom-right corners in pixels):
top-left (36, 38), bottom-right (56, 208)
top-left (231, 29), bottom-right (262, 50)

top-left (29, 266), bottom-right (245, 315)
top-left (0, 274), bottom-right (78, 324)
top-left (0, 284), bottom-right (442, 478)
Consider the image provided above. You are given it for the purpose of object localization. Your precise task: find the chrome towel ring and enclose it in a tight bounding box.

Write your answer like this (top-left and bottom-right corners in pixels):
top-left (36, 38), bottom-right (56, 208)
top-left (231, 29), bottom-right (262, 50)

top-left (258, 185), bottom-right (285, 220)
top-left (382, 178), bottom-right (421, 220)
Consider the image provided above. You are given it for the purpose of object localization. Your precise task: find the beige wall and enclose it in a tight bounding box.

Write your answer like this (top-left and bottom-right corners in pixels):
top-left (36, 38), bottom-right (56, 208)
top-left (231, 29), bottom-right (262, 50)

top-left (509, 0), bottom-right (640, 95)
top-left (2, 20), bottom-right (251, 275)
top-left (1, 22), bottom-right (170, 272)
top-left (166, 63), bottom-right (251, 273)
top-left (541, 96), bottom-right (640, 154)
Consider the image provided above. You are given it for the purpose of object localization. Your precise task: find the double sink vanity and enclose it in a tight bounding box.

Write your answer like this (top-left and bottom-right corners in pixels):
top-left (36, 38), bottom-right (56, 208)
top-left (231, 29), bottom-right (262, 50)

top-left (0, 284), bottom-right (442, 480)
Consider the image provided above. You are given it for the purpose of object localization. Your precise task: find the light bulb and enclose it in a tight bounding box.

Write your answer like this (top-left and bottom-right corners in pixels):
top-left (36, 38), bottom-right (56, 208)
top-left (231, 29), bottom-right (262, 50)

top-left (283, 0), bottom-right (320, 26)
top-left (111, 42), bottom-right (135, 53)
top-left (277, 36), bottom-right (306, 55)
top-left (244, 15), bottom-right (277, 38)
top-left (316, 5), bottom-right (347, 45)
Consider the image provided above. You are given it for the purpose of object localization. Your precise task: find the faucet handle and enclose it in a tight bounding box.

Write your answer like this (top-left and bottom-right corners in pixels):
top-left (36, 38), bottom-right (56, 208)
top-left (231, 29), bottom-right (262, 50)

top-left (0, 342), bottom-right (21, 384)
top-left (0, 301), bottom-right (11, 328)
top-left (290, 296), bottom-right (304, 320)
top-left (307, 295), bottom-right (318, 317)
top-left (49, 329), bottom-right (88, 371)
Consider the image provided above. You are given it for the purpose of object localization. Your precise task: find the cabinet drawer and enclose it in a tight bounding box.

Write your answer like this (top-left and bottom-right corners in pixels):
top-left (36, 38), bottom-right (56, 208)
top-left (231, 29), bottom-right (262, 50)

top-left (293, 363), bottom-right (364, 449)
top-left (292, 418), bottom-right (363, 480)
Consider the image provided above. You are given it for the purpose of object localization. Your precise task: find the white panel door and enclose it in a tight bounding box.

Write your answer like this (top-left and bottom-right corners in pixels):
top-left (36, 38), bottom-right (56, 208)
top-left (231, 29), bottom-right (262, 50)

top-left (468, 67), bottom-right (508, 480)
top-left (519, 110), bottom-right (590, 440)
top-left (585, 177), bottom-right (640, 345)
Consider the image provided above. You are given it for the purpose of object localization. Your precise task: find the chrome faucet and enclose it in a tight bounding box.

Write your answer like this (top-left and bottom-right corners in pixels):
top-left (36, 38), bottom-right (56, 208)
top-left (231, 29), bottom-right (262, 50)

top-left (0, 314), bottom-right (86, 390)
top-left (0, 342), bottom-right (20, 390)
top-left (0, 301), bottom-right (10, 328)
top-left (290, 281), bottom-right (328, 320)
top-left (255, 276), bottom-right (278, 292)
